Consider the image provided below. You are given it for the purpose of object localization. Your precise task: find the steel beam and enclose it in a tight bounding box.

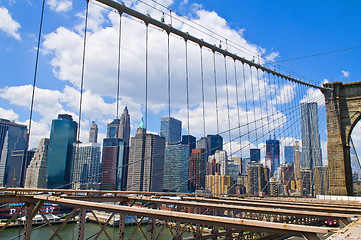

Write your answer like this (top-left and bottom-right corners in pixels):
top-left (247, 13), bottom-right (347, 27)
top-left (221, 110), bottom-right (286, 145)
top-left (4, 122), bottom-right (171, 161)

top-left (33, 195), bottom-right (337, 237)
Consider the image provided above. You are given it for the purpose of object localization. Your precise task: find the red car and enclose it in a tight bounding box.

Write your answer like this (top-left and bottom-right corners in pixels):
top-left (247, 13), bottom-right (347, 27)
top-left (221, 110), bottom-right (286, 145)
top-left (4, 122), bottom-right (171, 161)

top-left (325, 220), bottom-right (339, 227)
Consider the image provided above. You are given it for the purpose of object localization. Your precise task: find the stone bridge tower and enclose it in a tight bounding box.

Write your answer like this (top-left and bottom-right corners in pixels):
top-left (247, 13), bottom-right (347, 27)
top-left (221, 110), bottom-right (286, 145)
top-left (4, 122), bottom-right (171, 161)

top-left (322, 81), bottom-right (361, 196)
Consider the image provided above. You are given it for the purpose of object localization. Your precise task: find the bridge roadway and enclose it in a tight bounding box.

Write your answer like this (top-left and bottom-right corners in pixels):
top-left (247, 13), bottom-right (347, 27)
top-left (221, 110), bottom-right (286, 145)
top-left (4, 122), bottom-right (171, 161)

top-left (0, 188), bottom-right (361, 239)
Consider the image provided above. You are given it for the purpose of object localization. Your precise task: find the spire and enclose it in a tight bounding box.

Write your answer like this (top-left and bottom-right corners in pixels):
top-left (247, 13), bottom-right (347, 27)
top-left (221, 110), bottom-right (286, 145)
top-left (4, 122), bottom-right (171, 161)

top-left (138, 117), bottom-right (145, 129)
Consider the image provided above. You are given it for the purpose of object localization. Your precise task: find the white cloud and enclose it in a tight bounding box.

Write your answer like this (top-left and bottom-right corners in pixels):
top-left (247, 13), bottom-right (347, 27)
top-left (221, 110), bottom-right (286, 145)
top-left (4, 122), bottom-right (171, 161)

top-left (0, 107), bottom-right (19, 121)
top-left (342, 70), bottom-right (350, 78)
top-left (0, 7), bottom-right (21, 40)
top-left (47, 0), bottom-right (72, 13)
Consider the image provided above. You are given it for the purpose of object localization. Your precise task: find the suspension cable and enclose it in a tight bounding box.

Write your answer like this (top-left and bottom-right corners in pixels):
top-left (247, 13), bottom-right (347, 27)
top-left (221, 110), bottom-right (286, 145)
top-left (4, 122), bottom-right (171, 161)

top-left (224, 55), bottom-right (232, 160)
top-left (200, 46), bottom-right (206, 137)
top-left (145, 23), bottom-right (149, 129)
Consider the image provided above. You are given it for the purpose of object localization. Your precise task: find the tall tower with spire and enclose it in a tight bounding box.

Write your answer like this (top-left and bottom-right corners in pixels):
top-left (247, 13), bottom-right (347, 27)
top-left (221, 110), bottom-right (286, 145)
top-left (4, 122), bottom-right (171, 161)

top-left (119, 106), bottom-right (131, 146)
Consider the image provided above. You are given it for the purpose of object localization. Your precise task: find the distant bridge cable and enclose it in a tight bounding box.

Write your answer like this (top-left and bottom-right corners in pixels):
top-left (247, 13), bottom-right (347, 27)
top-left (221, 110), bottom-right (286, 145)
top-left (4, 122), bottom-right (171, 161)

top-left (272, 45), bottom-right (361, 63)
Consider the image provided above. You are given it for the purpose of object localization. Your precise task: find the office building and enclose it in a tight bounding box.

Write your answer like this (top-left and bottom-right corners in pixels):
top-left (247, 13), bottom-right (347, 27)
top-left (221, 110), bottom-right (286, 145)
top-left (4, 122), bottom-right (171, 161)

top-left (300, 169), bottom-right (313, 197)
top-left (46, 114), bottom-right (77, 189)
top-left (300, 102), bottom-right (322, 169)
top-left (181, 135), bottom-right (196, 157)
top-left (293, 140), bottom-right (301, 191)
top-left (269, 178), bottom-right (279, 196)
top-left (0, 118), bottom-right (28, 187)
top-left (6, 149), bottom-right (34, 187)
top-left (241, 157), bottom-right (250, 175)
top-left (265, 135), bottom-right (280, 175)
top-left (247, 162), bottom-right (269, 196)
top-left (206, 157), bottom-right (220, 175)
top-left (163, 143), bottom-right (189, 192)
top-left (101, 138), bottom-right (127, 191)
top-left (279, 163), bottom-right (294, 195)
top-left (206, 174), bottom-right (233, 194)
top-left (71, 142), bottom-right (101, 189)
top-left (119, 106), bottom-right (131, 146)
top-left (227, 159), bottom-right (241, 181)
top-left (314, 166), bottom-right (329, 195)
top-left (196, 134), bottom-right (223, 160)
top-left (89, 121), bottom-right (98, 143)
top-left (188, 148), bottom-right (206, 192)
top-left (160, 116), bottom-right (181, 144)
top-left (215, 150), bottom-right (228, 175)
top-left (127, 119), bottom-right (165, 192)
top-left (284, 146), bottom-right (294, 164)
top-left (24, 138), bottom-right (49, 189)
top-left (250, 149), bottom-right (261, 162)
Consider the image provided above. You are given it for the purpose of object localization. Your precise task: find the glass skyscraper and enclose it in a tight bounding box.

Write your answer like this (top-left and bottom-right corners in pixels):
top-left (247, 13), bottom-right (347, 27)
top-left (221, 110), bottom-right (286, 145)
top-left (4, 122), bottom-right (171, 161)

top-left (0, 118), bottom-right (28, 187)
top-left (101, 138), bottom-right (127, 191)
top-left (250, 148), bottom-right (261, 162)
top-left (160, 117), bottom-right (181, 144)
top-left (46, 114), bottom-right (77, 189)
top-left (265, 136), bottom-right (280, 175)
top-left (284, 146), bottom-right (294, 164)
top-left (300, 102), bottom-right (322, 169)
top-left (163, 143), bottom-right (189, 193)
top-left (71, 142), bottom-right (101, 189)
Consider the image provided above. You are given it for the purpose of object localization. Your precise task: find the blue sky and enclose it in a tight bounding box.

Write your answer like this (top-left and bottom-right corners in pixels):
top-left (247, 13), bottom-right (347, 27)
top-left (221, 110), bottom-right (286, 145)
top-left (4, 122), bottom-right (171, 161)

top-left (0, 0), bottom-right (360, 166)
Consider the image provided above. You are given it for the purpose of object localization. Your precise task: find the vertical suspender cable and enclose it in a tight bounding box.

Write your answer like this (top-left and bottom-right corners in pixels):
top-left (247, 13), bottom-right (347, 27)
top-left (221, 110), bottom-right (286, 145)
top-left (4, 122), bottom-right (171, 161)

top-left (249, 66), bottom-right (258, 149)
top-left (213, 51), bottom-right (220, 147)
top-left (26, 0), bottom-right (45, 167)
top-left (224, 56), bottom-right (232, 158)
top-left (185, 40), bottom-right (190, 141)
top-left (76, 0), bottom-right (89, 174)
top-left (116, 13), bottom-right (123, 135)
top-left (200, 46), bottom-right (206, 137)
top-left (145, 23), bottom-right (149, 129)
top-left (242, 64), bottom-right (250, 156)
top-left (167, 32), bottom-right (171, 140)
top-left (233, 60), bottom-right (242, 160)
top-left (255, 63), bottom-right (265, 157)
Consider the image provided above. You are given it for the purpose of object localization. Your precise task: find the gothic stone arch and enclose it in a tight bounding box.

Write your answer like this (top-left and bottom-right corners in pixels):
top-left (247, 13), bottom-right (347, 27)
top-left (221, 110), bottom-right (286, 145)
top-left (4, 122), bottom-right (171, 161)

top-left (322, 81), bottom-right (361, 196)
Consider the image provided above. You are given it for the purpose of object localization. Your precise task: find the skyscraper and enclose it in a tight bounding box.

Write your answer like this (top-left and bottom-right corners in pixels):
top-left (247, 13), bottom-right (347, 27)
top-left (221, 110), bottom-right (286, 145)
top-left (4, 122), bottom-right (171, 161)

top-left (127, 119), bottom-right (165, 192)
top-left (250, 148), bottom-right (261, 162)
top-left (300, 102), bottom-right (322, 169)
top-left (6, 149), bottom-right (34, 187)
top-left (214, 150), bottom-right (228, 175)
top-left (24, 138), bottom-right (49, 189)
top-left (293, 140), bottom-right (302, 191)
top-left (284, 146), bottom-right (294, 164)
top-left (119, 106), bottom-right (131, 146)
top-left (247, 162), bottom-right (269, 196)
top-left (160, 117), bottom-right (181, 144)
top-left (46, 114), bottom-right (77, 189)
top-left (181, 135), bottom-right (196, 157)
top-left (0, 118), bottom-right (28, 187)
top-left (71, 142), bottom-right (101, 189)
top-left (106, 107), bottom-right (131, 145)
top-left (265, 136), bottom-right (280, 175)
top-left (101, 138), bottom-right (126, 191)
top-left (89, 121), bottom-right (98, 143)
top-left (107, 119), bottom-right (120, 138)
top-left (196, 134), bottom-right (223, 160)
top-left (188, 148), bottom-right (206, 192)
top-left (163, 143), bottom-right (189, 192)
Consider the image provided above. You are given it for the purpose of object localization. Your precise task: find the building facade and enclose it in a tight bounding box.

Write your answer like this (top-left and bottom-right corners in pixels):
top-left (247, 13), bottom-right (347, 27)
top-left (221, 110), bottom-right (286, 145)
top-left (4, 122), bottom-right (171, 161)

top-left (265, 136), bottom-right (280, 176)
top-left (284, 146), bottom-right (294, 164)
top-left (163, 143), bottom-right (189, 192)
top-left (46, 114), bottom-right (77, 189)
top-left (300, 102), bottom-right (322, 169)
top-left (181, 135), bottom-right (196, 157)
top-left (89, 121), bottom-right (98, 143)
top-left (127, 122), bottom-right (165, 192)
top-left (101, 138), bottom-right (127, 191)
top-left (250, 149), bottom-right (261, 162)
top-left (24, 138), bottom-right (49, 189)
top-left (71, 142), bottom-right (101, 189)
top-left (160, 117), bottom-right (182, 144)
top-left (247, 162), bottom-right (269, 196)
top-left (188, 148), bottom-right (207, 192)
top-left (6, 149), bottom-right (34, 187)
top-left (119, 106), bottom-right (131, 146)
top-left (206, 174), bottom-right (233, 194)
top-left (0, 118), bottom-right (28, 187)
